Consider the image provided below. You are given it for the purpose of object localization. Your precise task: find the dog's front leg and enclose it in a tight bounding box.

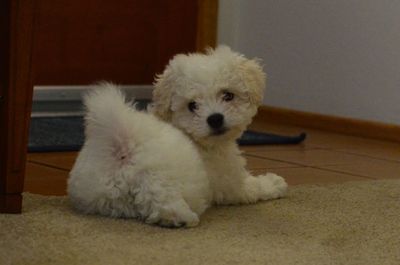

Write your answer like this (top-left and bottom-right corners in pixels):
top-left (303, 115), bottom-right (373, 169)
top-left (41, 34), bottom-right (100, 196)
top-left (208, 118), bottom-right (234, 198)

top-left (211, 168), bottom-right (288, 205)
top-left (205, 146), bottom-right (288, 205)
top-left (242, 171), bottom-right (288, 203)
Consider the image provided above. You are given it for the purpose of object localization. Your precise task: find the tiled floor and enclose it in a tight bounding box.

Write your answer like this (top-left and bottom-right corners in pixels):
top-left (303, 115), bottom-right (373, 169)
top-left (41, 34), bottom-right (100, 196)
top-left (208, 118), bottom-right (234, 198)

top-left (25, 119), bottom-right (400, 195)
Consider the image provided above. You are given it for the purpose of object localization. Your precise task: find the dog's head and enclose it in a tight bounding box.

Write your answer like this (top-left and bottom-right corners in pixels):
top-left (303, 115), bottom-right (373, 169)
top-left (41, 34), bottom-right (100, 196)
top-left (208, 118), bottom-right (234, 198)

top-left (152, 46), bottom-right (266, 145)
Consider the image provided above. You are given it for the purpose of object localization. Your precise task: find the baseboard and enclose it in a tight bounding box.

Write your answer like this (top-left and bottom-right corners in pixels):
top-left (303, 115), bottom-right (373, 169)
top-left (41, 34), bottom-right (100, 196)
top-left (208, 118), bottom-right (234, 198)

top-left (257, 105), bottom-right (400, 142)
top-left (32, 85), bottom-right (153, 116)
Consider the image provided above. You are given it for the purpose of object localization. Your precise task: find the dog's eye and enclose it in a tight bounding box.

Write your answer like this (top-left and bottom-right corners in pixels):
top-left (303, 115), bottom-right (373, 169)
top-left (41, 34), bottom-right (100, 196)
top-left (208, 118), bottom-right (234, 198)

top-left (188, 101), bottom-right (198, 112)
top-left (222, 92), bottom-right (235, 102)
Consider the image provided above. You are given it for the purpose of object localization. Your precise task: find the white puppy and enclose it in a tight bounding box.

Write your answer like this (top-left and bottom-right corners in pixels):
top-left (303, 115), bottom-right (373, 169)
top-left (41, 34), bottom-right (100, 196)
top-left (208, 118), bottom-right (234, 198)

top-left (151, 46), bottom-right (288, 205)
top-left (68, 83), bottom-right (211, 227)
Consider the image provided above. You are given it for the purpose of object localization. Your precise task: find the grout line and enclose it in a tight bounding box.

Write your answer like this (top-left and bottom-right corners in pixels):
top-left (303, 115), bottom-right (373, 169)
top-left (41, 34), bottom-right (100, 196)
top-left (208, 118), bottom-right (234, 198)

top-left (248, 166), bottom-right (307, 171)
top-left (244, 153), bottom-right (309, 167)
top-left (308, 165), bottom-right (376, 180)
top-left (250, 165), bottom-right (376, 184)
top-left (27, 160), bottom-right (70, 172)
top-left (246, 152), bottom-right (387, 171)
top-left (245, 148), bottom-right (400, 167)
top-left (325, 149), bottom-right (400, 163)
top-left (242, 146), bottom-right (327, 152)
top-left (247, 157), bottom-right (376, 180)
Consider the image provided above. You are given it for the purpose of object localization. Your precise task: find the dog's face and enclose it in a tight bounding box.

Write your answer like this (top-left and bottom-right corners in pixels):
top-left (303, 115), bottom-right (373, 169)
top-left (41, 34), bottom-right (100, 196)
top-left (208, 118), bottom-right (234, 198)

top-left (152, 46), bottom-right (266, 145)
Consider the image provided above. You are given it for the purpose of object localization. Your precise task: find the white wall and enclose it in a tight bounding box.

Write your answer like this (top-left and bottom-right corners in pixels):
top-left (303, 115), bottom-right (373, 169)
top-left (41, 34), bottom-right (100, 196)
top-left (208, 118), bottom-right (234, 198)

top-left (218, 0), bottom-right (400, 124)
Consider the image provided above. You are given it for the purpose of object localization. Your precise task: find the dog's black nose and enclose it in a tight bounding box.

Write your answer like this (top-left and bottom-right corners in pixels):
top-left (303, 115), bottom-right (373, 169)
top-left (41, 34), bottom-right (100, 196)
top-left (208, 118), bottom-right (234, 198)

top-left (207, 113), bottom-right (224, 129)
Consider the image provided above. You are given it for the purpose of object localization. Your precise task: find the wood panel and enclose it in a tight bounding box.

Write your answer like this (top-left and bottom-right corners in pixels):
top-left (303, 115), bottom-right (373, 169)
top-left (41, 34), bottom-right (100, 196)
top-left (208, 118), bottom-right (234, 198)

top-left (258, 105), bottom-right (400, 143)
top-left (0, 0), bottom-right (9, 100)
top-left (196, 0), bottom-right (218, 51)
top-left (0, 0), bottom-right (36, 213)
top-left (32, 0), bottom-right (200, 85)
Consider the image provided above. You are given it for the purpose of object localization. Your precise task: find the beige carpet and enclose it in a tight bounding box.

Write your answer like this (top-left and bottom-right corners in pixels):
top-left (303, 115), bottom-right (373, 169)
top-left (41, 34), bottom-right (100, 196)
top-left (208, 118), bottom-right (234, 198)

top-left (1, 180), bottom-right (400, 265)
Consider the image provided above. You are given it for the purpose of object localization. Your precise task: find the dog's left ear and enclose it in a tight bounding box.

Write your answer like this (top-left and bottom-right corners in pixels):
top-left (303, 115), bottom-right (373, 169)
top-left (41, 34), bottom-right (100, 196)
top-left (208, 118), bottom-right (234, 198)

top-left (238, 58), bottom-right (266, 106)
top-left (151, 66), bottom-right (174, 121)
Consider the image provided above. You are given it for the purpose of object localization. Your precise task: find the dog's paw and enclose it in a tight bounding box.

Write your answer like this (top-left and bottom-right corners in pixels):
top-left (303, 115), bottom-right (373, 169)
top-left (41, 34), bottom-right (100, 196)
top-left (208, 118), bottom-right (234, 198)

top-left (158, 209), bottom-right (199, 228)
top-left (258, 173), bottom-right (288, 200)
top-left (146, 203), bottom-right (200, 228)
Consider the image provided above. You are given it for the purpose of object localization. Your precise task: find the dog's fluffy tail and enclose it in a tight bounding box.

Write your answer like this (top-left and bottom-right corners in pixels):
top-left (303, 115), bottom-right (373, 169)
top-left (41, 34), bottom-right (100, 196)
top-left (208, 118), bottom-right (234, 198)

top-left (83, 82), bottom-right (135, 159)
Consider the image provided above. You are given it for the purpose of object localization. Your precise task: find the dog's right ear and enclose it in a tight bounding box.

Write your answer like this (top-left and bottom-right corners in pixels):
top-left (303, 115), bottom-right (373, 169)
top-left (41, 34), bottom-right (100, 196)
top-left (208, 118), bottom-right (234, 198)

top-left (151, 66), bottom-right (174, 121)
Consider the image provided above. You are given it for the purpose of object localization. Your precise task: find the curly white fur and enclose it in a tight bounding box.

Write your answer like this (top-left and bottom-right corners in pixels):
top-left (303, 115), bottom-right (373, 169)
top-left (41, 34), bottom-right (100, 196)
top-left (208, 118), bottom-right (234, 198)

top-left (151, 46), bottom-right (288, 205)
top-left (68, 83), bottom-right (211, 227)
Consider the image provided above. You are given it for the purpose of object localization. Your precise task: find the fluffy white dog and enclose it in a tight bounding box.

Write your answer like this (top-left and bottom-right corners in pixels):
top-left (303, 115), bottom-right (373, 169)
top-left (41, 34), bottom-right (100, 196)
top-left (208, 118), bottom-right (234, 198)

top-left (151, 46), bottom-right (288, 205)
top-left (68, 83), bottom-right (211, 227)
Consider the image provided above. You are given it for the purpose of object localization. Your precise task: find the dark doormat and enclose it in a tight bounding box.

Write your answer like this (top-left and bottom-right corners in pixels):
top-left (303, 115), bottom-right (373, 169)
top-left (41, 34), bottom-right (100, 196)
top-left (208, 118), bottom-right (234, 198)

top-left (28, 116), bottom-right (306, 152)
top-left (29, 116), bottom-right (85, 152)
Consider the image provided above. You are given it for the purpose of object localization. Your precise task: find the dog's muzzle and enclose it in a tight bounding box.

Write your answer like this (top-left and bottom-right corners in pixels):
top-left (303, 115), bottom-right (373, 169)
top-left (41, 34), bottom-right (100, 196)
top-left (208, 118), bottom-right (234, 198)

top-left (207, 113), bottom-right (227, 135)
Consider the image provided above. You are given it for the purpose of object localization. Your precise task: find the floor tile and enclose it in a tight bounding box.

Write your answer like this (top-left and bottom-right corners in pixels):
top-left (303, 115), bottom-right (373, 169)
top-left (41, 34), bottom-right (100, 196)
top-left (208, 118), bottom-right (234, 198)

top-left (250, 119), bottom-right (400, 151)
top-left (307, 131), bottom-right (400, 150)
top-left (248, 149), bottom-right (377, 167)
top-left (24, 162), bottom-right (68, 195)
top-left (320, 158), bottom-right (400, 180)
top-left (333, 146), bottom-right (400, 162)
top-left (245, 155), bottom-right (300, 169)
top-left (250, 167), bottom-right (370, 186)
top-left (28, 152), bottom-right (78, 171)
top-left (240, 143), bottom-right (319, 153)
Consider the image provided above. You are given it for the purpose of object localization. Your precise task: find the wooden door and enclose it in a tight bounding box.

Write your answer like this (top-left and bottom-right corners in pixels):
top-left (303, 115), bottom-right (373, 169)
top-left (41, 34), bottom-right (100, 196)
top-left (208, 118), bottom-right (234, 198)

top-left (0, 0), bottom-right (218, 213)
top-left (32, 0), bottom-right (217, 85)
